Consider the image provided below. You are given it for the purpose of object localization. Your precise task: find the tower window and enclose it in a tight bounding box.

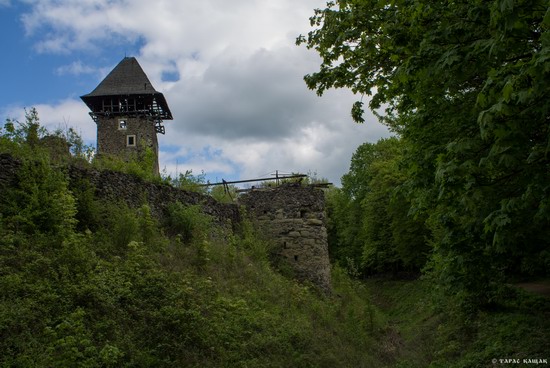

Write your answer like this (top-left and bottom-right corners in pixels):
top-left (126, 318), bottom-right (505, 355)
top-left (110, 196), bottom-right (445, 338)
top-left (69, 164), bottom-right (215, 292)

top-left (118, 120), bottom-right (127, 130)
top-left (127, 135), bottom-right (136, 147)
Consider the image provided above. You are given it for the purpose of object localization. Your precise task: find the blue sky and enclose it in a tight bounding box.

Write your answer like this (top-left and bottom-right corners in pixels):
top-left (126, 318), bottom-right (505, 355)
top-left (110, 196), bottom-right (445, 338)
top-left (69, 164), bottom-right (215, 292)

top-left (0, 0), bottom-right (390, 186)
top-left (1, 2), bottom-right (129, 104)
top-left (1, 2), bottom-right (70, 105)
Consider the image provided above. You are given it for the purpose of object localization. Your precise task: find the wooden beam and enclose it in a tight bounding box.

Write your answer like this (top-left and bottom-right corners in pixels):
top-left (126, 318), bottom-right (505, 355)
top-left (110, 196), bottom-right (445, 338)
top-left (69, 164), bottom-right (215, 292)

top-left (199, 174), bottom-right (308, 187)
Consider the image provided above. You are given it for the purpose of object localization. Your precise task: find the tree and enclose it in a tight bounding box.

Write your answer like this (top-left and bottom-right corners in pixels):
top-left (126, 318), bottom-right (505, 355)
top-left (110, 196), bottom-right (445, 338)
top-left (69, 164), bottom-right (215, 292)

top-left (327, 137), bottom-right (429, 275)
top-left (1, 108), bottom-right (46, 154)
top-left (1, 108), bottom-right (95, 163)
top-left (299, 0), bottom-right (550, 308)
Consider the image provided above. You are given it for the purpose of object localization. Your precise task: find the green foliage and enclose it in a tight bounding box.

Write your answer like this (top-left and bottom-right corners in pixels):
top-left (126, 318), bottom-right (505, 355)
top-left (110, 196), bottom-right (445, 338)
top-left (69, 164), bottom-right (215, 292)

top-left (168, 169), bottom-right (208, 194)
top-left (1, 108), bottom-right (95, 164)
top-left (0, 111), bottom-right (158, 182)
top-left (300, 0), bottom-right (550, 310)
top-left (70, 177), bottom-right (100, 232)
top-left (91, 144), bottom-right (159, 183)
top-left (1, 158), bottom-right (77, 240)
top-left (52, 126), bottom-right (95, 162)
top-left (1, 108), bottom-right (47, 158)
top-left (362, 278), bottom-right (550, 368)
top-left (1, 127), bottom-right (547, 366)
top-left (231, 216), bottom-right (273, 265)
top-left (209, 184), bottom-right (238, 203)
top-left (0, 156), bottom-right (390, 366)
top-left (327, 137), bottom-right (429, 275)
top-left (165, 202), bottom-right (212, 244)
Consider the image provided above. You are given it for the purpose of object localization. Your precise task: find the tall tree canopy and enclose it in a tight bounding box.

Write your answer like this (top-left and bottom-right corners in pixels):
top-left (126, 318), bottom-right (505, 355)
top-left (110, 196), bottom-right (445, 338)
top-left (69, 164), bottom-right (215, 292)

top-left (326, 138), bottom-right (430, 275)
top-left (299, 0), bottom-right (550, 308)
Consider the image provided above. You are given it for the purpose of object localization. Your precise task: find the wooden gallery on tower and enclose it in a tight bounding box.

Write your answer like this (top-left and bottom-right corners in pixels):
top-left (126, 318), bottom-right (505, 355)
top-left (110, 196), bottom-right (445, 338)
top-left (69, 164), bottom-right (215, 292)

top-left (81, 57), bottom-right (173, 175)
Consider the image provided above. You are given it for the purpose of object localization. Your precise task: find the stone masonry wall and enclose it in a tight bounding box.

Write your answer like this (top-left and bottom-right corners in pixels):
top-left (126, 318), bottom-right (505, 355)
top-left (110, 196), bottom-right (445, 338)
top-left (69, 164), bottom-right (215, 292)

top-left (239, 185), bottom-right (332, 292)
top-left (0, 153), bottom-right (239, 231)
top-left (68, 165), bottom-right (240, 230)
top-left (97, 116), bottom-right (160, 174)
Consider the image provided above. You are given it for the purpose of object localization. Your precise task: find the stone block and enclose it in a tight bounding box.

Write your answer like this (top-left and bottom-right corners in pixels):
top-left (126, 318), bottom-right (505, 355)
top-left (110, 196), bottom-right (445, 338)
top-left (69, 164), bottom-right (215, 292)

top-left (307, 219), bottom-right (324, 226)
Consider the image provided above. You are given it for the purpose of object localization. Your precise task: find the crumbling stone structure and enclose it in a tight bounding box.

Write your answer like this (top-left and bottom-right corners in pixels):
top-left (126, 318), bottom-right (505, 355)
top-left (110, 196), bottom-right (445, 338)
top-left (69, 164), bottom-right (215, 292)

top-left (0, 153), bottom-right (239, 232)
top-left (67, 164), bottom-right (240, 231)
top-left (239, 185), bottom-right (332, 292)
top-left (0, 154), bottom-right (331, 291)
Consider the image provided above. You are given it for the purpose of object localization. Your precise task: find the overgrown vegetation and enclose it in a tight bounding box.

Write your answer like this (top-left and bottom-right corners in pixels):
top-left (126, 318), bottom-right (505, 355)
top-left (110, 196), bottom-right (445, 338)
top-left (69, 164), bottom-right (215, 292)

top-left (2, 0), bottom-right (549, 360)
top-left (363, 279), bottom-right (550, 368)
top-left (326, 137), bottom-right (430, 276)
top-left (0, 108), bottom-right (93, 165)
top-left (299, 0), bottom-right (550, 312)
top-left (0, 108), bottom-right (158, 182)
top-left (91, 143), bottom-right (159, 183)
top-left (0, 118), bottom-right (387, 367)
top-left (2, 105), bottom-right (549, 366)
top-left (296, 1), bottom-right (550, 365)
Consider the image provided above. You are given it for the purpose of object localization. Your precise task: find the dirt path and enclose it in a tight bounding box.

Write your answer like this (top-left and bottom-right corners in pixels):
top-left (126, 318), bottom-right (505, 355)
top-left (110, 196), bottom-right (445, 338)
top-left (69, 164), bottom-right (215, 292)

top-left (513, 280), bottom-right (550, 298)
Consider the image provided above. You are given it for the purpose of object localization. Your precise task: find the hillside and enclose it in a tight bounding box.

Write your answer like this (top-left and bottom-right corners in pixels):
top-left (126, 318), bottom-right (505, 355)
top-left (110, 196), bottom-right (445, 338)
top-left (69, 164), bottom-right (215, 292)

top-left (0, 153), bottom-right (379, 367)
top-left (1, 115), bottom-right (549, 367)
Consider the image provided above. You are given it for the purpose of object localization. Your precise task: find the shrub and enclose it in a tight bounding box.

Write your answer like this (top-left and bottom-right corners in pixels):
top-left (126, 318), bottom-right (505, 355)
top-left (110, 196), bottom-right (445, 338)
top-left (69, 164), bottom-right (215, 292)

top-left (165, 202), bottom-right (211, 244)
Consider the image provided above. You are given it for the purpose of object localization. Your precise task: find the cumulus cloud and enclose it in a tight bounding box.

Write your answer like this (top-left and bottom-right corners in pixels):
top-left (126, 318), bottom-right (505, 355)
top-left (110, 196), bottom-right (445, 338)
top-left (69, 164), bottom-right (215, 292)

top-left (166, 46), bottom-right (323, 141)
top-left (159, 87), bottom-right (389, 183)
top-left (13, 0), bottom-right (391, 185)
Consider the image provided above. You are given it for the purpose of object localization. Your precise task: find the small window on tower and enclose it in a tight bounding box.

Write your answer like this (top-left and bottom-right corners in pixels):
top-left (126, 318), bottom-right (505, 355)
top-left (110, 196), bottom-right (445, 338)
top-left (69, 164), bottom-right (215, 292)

top-left (118, 120), bottom-right (127, 130)
top-left (127, 135), bottom-right (136, 147)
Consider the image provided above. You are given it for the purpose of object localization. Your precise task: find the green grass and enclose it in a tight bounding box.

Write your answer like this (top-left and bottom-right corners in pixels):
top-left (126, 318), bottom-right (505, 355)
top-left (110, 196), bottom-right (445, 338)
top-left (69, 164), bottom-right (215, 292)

top-left (362, 278), bottom-right (550, 367)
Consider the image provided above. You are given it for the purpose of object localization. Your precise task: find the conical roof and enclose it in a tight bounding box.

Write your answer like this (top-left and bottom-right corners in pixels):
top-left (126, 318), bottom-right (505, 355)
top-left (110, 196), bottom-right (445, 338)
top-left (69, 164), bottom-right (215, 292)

top-left (83, 57), bottom-right (157, 96)
top-left (81, 57), bottom-right (172, 120)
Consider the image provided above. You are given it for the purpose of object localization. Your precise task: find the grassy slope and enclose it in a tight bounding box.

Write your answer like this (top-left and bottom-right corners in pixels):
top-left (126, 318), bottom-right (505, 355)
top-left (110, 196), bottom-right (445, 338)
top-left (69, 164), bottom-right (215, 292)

top-left (0, 143), bottom-right (387, 367)
top-left (364, 278), bottom-right (550, 367)
top-left (0, 159), bottom-right (385, 367)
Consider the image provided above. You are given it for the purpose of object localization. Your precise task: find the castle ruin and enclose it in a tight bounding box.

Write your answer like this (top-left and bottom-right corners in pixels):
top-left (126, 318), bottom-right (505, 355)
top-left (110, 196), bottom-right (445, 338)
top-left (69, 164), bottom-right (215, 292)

top-left (76, 57), bottom-right (332, 291)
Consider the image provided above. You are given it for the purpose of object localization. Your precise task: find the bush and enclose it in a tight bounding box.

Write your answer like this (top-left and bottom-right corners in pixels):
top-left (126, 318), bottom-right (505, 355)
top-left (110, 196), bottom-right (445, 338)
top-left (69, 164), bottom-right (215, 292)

top-left (165, 202), bottom-right (211, 244)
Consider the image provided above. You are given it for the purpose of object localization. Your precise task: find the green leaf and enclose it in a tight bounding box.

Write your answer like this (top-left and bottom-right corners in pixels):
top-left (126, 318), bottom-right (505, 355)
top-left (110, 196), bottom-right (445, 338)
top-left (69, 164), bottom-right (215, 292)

top-left (502, 79), bottom-right (514, 103)
top-left (351, 101), bottom-right (365, 123)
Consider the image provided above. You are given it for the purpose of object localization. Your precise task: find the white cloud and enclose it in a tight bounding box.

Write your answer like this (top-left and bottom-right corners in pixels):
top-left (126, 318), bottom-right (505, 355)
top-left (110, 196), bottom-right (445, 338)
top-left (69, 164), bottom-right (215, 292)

top-left (13, 0), bottom-right (392, 185)
top-left (159, 87), bottom-right (390, 184)
top-left (56, 61), bottom-right (98, 76)
top-left (1, 100), bottom-right (95, 144)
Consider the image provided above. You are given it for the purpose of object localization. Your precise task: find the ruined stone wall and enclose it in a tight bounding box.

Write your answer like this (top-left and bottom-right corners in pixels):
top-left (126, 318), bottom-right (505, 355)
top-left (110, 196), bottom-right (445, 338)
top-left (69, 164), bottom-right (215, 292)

top-left (0, 153), bottom-right (239, 231)
top-left (67, 164), bottom-right (240, 229)
top-left (239, 185), bottom-right (332, 292)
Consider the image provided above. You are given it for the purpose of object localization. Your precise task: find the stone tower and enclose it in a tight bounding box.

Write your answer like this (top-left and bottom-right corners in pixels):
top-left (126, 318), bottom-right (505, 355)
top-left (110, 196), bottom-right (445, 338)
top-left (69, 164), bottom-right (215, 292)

top-left (81, 57), bottom-right (172, 175)
top-left (239, 185), bottom-right (332, 293)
